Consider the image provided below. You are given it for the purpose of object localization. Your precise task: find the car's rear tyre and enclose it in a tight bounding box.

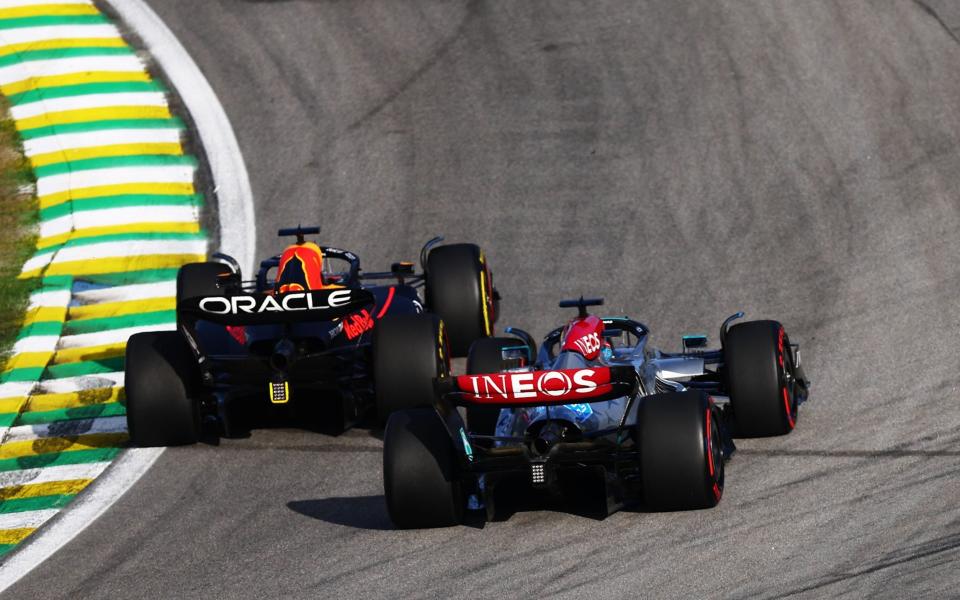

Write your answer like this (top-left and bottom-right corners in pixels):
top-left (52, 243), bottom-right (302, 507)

top-left (425, 244), bottom-right (495, 357)
top-left (126, 331), bottom-right (201, 447)
top-left (383, 408), bottom-right (464, 528)
top-left (373, 313), bottom-right (449, 423)
top-left (724, 320), bottom-right (797, 437)
top-left (637, 391), bottom-right (723, 511)
top-left (465, 337), bottom-right (516, 436)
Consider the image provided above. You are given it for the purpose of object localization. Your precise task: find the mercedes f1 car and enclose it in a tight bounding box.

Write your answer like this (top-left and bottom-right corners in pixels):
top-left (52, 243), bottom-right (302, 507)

top-left (125, 227), bottom-right (499, 446)
top-left (382, 297), bottom-right (809, 528)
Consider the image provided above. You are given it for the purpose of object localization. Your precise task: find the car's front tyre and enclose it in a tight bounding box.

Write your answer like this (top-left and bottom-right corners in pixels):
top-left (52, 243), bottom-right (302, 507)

top-left (425, 243), bottom-right (496, 357)
top-left (724, 320), bottom-right (798, 437)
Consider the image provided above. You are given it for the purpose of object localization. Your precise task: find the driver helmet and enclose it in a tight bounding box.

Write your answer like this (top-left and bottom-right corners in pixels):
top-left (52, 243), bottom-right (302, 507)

top-left (275, 241), bottom-right (326, 293)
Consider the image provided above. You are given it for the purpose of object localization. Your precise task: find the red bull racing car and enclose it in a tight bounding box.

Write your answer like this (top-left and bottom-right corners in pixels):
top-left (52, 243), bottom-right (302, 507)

top-left (125, 226), bottom-right (499, 446)
top-left (382, 297), bottom-right (810, 528)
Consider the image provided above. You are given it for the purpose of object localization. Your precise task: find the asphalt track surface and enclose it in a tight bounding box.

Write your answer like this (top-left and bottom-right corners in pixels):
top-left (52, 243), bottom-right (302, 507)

top-left (10, 1), bottom-right (960, 598)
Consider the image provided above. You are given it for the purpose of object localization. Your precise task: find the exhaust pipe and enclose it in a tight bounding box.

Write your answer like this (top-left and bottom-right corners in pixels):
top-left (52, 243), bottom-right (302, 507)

top-left (270, 338), bottom-right (296, 371)
top-left (533, 421), bottom-right (569, 456)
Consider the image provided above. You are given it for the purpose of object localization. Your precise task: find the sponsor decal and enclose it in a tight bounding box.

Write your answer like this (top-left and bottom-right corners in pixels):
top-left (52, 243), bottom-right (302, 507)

top-left (197, 289), bottom-right (354, 315)
top-left (343, 309), bottom-right (375, 340)
top-left (226, 325), bottom-right (247, 345)
top-left (456, 368), bottom-right (610, 404)
top-left (572, 332), bottom-right (601, 356)
top-left (561, 315), bottom-right (605, 359)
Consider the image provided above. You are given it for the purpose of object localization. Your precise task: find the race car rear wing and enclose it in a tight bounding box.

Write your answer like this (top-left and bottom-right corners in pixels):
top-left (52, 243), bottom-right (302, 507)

top-left (438, 365), bottom-right (639, 408)
top-left (178, 288), bottom-right (376, 326)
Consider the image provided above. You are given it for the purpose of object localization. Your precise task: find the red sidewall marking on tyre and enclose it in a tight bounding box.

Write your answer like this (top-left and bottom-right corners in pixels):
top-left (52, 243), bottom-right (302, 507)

top-left (783, 386), bottom-right (795, 429)
top-left (778, 326), bottom-right (795, 430)
top-left (705, 408), bottom-right (715, 477)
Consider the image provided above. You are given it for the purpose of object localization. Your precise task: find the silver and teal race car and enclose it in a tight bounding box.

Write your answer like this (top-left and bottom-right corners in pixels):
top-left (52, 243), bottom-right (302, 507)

top-left (382, 297), bottom-right (810, 528)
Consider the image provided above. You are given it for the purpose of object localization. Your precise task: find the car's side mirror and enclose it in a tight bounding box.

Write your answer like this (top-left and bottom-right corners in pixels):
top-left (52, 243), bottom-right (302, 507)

top-left (391, 261), bottom-right (414, 275)
top-left (216, 270), bottom-right (242, 292)
top-left (682, 334), bottom-right (708, 351)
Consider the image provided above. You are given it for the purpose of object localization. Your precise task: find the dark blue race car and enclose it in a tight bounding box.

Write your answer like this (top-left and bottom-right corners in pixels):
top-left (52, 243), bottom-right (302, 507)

top-left (125, 226), bottom-right (499, 446)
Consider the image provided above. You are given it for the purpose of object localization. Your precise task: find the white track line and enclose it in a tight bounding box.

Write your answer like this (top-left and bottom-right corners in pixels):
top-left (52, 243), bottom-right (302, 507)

top-left (0, 0), bottom-right (255, 589)
top-left (108, 0), bottom-right (256, 274)
top-left (0, 448), bottom-right (164, 583)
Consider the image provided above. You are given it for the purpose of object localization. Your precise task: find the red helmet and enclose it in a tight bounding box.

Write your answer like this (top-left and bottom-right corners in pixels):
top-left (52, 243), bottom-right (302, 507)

top-left (560, 315), bottom-right (605, 360)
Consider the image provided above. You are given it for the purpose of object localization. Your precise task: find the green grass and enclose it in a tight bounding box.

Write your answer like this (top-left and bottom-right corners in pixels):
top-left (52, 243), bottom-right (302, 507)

top-left (0, 97), bottom-right (38, 371)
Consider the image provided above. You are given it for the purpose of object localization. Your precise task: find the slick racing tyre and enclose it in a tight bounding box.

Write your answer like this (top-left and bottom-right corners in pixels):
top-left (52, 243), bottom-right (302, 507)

top-left (176, 261), bottom-right (232, 304)
top-left (724, 320), bottom-right (797, 437)
top-left (374, 314), bottom-right (449, 423)
top-left (636, 391), bottom-right (723, 510)
top-left (465, 337), bottom-right (517, 437)
top-left (126, 331), bottom-right (202, 446)
top-left (425, 244), bottom-right (496, 357)
top-left (383, 408), bottom-right (464, 529)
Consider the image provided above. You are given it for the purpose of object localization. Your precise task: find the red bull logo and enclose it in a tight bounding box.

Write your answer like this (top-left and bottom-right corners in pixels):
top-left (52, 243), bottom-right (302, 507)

top-left (344, 309), bottom-right (375, 340)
